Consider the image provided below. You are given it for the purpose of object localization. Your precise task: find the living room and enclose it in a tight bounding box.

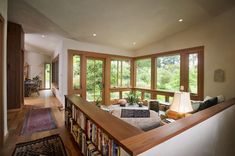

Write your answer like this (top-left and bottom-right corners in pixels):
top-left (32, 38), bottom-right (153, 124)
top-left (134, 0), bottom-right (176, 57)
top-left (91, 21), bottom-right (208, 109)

top-left (1, 0), bottom-right (235, 156)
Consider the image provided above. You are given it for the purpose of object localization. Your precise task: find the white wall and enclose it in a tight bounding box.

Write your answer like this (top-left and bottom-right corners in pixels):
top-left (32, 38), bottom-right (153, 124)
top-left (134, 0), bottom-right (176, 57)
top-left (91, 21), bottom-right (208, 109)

top-left (135, 7), bottom-right (235, 100)
top-left (25, 51), bottom-right (51, 88)
top-left (139, 105), bottom-right (235, 156)
top-left (52, 39), bottom-right (133, 105)
top-left (0, 0), bottom-right (8, 137)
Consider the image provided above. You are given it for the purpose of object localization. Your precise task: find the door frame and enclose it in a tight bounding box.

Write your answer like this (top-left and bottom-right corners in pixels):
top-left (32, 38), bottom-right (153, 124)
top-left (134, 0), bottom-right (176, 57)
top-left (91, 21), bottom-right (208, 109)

top-left (85, 57), bottom-right (105, 103)
top-left (0, 14), bottom-right (5, 147)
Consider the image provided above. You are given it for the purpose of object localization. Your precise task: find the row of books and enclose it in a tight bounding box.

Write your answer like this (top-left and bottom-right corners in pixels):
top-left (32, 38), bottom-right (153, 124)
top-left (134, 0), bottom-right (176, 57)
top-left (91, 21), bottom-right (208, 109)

top-left (72, 104), bottom-right (86, 130)
top-left (70, 106), bottom-right (130, 156)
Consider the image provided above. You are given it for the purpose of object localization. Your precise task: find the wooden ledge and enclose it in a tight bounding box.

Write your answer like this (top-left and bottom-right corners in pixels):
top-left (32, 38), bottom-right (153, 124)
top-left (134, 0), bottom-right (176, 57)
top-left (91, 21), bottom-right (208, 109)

top-left (121, 98), bottom-right (235, 155)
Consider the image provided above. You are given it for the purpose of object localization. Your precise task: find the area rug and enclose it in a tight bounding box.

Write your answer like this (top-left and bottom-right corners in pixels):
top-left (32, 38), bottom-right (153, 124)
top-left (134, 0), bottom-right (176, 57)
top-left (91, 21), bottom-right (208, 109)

top-left (12, 134), bottom-right (67, 156)
top-left (21, 107), bottom-right (57, 135)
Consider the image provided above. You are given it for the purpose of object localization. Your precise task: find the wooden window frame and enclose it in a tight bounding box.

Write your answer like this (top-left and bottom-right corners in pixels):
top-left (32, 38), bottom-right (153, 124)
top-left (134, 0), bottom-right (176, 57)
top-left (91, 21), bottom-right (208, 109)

top-left (134, 46), bottom-right (204, 101)
top-left (110, 58), bottom-right (131, 88)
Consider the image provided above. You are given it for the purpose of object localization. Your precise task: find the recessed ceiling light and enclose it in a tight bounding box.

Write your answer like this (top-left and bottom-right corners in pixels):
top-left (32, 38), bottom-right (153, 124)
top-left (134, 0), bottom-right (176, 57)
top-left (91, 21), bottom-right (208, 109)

top-left (178, 19), bottom-right (183, 22)
top-left (41, 35), bottom-right (45, 38)
top-left (133, 42), bottom-right (136, 45)
top-left (92, 33), bottom-right (97, 37)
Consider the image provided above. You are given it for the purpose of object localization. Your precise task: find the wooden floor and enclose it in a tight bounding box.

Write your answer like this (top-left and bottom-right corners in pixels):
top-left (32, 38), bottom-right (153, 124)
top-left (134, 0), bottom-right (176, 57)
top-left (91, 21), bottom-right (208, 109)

top-left (0, 90), bottom-right (81, 156)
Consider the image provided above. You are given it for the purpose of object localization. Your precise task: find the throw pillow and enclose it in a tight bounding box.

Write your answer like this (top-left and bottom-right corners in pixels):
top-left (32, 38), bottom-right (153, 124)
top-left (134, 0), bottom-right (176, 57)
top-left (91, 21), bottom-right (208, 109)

top-left (197, 97), bottom-right (218, 112)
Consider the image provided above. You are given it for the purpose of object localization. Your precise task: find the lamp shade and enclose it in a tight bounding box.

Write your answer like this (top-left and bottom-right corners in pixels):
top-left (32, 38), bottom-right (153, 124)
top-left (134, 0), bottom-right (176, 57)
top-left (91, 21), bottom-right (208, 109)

top-left (170, 92), bottom-right (193, 113)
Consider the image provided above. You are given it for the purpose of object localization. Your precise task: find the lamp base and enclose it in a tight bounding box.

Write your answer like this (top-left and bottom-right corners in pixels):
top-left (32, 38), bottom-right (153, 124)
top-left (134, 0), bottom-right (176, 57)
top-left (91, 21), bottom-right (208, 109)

top-left (165, 110), bottom-right (185, 120)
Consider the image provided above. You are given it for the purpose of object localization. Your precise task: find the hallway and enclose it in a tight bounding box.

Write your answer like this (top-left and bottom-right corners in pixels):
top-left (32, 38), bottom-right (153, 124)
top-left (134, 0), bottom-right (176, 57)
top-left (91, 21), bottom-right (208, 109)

top-left (0, 90), bottom-right (81, 156)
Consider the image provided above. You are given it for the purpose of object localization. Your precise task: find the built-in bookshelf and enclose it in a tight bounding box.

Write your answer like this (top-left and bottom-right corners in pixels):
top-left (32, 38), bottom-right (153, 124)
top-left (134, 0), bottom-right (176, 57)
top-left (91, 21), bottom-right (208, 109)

top-left (65, 95), bottom-right (143, 156)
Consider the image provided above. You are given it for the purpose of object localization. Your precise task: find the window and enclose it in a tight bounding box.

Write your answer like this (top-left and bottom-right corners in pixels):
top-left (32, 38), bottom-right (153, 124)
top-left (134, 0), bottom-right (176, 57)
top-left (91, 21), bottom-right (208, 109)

top-left (73, 55), bottom-right (81, 90)
top-left (122, 91), bottom-right (130, 98)
top-left (111, 60), bottom-right (130, 88)
top-left (110, 92), bottom-right (119, 100)
top-left (52, 56), bottom-right (59, 88)
top-left (86, 59), bottom-right (104, 102)
top-left (135, 59), bottom-right (151, 88)
top-left (144, 92), bottom-right (151, 100)
top-left (156, 55), bottom-right (180, 92)
top-left (135, 90), bottom-right (142, 99)
top-left (188, 53), bottom-right (198, 94)
top-left (156, 95), bottom-right (165, 103)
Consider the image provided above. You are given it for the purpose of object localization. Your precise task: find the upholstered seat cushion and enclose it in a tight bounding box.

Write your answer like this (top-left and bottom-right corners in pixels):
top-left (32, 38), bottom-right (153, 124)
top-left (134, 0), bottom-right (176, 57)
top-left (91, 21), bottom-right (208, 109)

top-left (111, 109), bottom-right (161, 131)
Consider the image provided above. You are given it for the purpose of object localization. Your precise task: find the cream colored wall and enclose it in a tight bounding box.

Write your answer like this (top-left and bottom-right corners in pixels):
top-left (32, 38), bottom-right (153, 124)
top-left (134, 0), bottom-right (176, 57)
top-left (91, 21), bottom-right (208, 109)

top-left (0, 0), bottom-right (8, 137)
top-left (25, 51), bottom-right (51, 88)
top-left (135, 7), bottom-right (235, 100)
top-left (139, 105), bottom-right (235, 156)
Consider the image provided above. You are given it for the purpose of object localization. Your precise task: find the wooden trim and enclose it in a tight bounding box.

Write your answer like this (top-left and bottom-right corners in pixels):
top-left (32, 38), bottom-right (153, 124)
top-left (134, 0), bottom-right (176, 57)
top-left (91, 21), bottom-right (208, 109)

top-left (68, 49), bottom-right (132, 59)
top-left (121, 98), bottom-right (235, 155)
top-left (104, 57), bottom-right (111, 105)
top-left (0, 14), bottom-right (4, 147)
top-left (134, 46), bottom-right (204, 59)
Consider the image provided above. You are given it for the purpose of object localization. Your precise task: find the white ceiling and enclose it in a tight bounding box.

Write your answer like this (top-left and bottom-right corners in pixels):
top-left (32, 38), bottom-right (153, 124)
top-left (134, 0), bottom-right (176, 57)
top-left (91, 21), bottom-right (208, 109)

top-left (8, 0), bottom-right (235, 54)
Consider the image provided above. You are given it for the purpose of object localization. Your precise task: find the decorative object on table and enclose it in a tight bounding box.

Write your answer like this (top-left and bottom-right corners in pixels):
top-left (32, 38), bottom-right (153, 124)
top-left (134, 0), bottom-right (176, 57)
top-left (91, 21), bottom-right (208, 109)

top-left (166, 92), bottom-right (193, 120)
top-left (214, 69), bottom-right (225, 82)
top-left (12, 134), bottom-right (67, 156)
top-left (138, 101), bottom-right (143, 107)
top-left (118, 99), bottom-right (127, 107)
top-left (127, 92), bottom-right (139, 105)
top-left (21, 107), bottom-right (57, 135)
top-left (148, 100), bottom-right (159, 113)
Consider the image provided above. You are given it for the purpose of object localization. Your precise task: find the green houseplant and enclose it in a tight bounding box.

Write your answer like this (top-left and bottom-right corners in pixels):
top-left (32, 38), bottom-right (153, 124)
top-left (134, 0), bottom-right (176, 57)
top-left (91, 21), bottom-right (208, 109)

top-left (127, 92), bottom-right (139, 105)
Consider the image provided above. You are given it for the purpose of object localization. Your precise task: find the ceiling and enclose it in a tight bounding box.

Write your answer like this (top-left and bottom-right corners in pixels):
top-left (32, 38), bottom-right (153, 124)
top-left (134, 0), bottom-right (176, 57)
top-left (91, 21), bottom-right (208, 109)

top-left (8, 0), bottom-right (235, 54)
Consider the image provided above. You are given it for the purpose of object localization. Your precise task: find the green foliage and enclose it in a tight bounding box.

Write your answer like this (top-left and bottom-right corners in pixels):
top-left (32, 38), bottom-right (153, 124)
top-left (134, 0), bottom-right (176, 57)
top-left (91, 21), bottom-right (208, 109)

top-left (73, 55), bottom-right (80, 89)
top-left (86, 59), bottom-right (103, 101)
top-left (136, 59), bottom-right (151, 88)
top-left (127, 92), bottom-right (139, 105)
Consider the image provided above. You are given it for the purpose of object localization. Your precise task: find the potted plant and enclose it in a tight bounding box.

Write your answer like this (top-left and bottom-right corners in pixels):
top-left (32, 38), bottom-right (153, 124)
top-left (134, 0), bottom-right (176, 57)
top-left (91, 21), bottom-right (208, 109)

top-left (127, 92), bottom-right (139, 105)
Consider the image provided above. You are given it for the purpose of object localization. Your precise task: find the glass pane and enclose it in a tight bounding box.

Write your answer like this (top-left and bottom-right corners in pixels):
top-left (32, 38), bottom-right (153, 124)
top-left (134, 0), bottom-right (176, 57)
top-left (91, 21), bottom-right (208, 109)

top-left (122, 91), bottom-right (130, 98)
top-left (111, 60), bottom-right (130, 88)
top-left (135, 91), bottom-right (142, 99)
top-left (122, 61), bottom-right (130, 87)
top-left (73, 55), bottom-right (80, 89)
top-left (169, 96), bottom-right (173, 104)
top-left (111, 60), bottom-right (118, 87)
top-left (136, 59), bottom-right (151, 88)
top-left (110, 92), bottom-right (119, 100)
top-left (156, 55), bottom-right (180, 91)
top-left (189, 53), bottom-right (198, 94)
top-left (86, 59), bottom-right (103, 102)
top-left (156, 95), bottom-right (165, 103)
top-left (144, 92), bottom-right (151, 100)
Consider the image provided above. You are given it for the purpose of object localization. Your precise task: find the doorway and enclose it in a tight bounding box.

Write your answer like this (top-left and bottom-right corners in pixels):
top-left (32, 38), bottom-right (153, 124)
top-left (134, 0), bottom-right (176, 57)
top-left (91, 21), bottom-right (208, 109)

top-left (86, 58), bottom-right (104, 102)
top-left (44, 63), bottom-right (51, 89)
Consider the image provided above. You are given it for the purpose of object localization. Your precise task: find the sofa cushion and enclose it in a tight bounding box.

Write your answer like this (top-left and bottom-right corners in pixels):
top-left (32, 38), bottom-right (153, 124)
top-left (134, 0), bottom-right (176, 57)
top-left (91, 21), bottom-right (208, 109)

top-left (197, 97), bottom-right (218, 112)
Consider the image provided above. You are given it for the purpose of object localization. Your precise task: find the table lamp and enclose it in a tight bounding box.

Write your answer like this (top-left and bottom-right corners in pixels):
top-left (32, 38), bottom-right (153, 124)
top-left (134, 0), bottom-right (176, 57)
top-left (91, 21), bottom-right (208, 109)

top-left (166, 92), bottom-right (193, 119)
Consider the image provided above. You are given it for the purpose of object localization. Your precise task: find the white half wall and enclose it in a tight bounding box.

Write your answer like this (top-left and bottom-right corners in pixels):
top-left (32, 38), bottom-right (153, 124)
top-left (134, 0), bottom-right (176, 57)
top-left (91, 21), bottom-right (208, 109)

top-left (135, 7), bottom-right (235, 100)
top-left (25, 51), bottom-right (51, 88)
top-left (0, 0), bottom-right (8, 137)
top-left (139, 105), bottom-right (235, 156)
top-left (52, 39), bottom-right (133, 105)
